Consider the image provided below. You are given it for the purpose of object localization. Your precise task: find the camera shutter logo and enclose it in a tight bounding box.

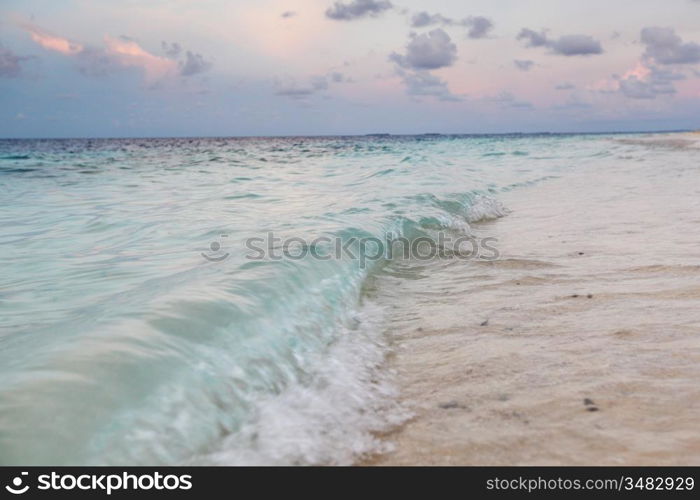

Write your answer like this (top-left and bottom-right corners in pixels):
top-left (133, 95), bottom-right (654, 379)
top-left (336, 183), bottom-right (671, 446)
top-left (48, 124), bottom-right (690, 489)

top-left (5, 472), bottom-right (29, 495)
top-left (202, 234), bottom-right (230, 262)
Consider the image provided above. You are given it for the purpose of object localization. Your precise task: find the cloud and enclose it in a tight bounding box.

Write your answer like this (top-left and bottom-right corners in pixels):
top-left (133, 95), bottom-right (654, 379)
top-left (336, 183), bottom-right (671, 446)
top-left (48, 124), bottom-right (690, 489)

top-left (517, 28), bottom-right (603, 56)
top-left (617, 66), bottom-right (685, 99)
top-left (21, 22), bottom-right (175, 81)
top-left (555, 82), bottom-right (575, 90)
top-left (517, 28), bottom-right (549, 48)
top-left (410, 12), bottom-right (452, 28)
top-left (640, 26), bottom-right (700, 65)
top-left (325, 0), bottom-right (392, 21)
top-left (162, 43), bottom-right (212, 76)
top-left (464, 16), bottom-right (493, 39)
top-left (21, 23), bottom-right (211, 83)
top-left (179, 51), bottom-right (211, 76)
top-left (103, 35), bottom-right (178, 82)
top-left (74, 46), bottom-right (117, 77)
top-left (549, 35), bottom-right (603, 56)
top-left (409, 12), bottom-right (493, 39)
top-left (389, 29), bottom-right (457, 70)
top-left (22, 23), bottom-right (83, 55)
top-left (391, 67), bottom-right (461, 101)
top-left (0, 44), bottom-right (28, 78)
top-left (275, 77), bottom-right (327, 97)
top-left (274, 71), bottom-right (350, 99)
top-left (329, 71), bottom-right (352, 83)
top-left (388, 30), bottom-right (461, 101)
top-left (514, 59), bottom-right (534, 71)
top-left (161, 41), bottom-right (182, 58)
top-left (617, 76), bottom-right (659, 99)
top-left (281, 11), bottom-right (297, 19)
top-left (609, 62), bottom-right (685, 99)
top-left (489, 91), bottom-right (533, 109)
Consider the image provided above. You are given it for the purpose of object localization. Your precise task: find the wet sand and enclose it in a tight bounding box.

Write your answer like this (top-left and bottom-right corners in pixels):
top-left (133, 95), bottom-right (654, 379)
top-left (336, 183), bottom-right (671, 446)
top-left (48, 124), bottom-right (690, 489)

top-left (366, 133), bottom-right (700, 465)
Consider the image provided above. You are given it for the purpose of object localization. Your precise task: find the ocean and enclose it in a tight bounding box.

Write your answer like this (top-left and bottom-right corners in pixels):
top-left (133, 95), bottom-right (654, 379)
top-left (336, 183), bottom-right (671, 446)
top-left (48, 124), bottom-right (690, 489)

top-left (0, 133), bottom-right (684, 465)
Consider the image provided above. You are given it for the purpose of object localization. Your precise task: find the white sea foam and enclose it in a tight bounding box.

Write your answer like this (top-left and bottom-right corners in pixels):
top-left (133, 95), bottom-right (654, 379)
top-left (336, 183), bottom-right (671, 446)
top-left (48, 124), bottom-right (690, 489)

top-left (198, 301), bottom-right (409, 465)
top-left (466, 195), bottom-right (511, 223)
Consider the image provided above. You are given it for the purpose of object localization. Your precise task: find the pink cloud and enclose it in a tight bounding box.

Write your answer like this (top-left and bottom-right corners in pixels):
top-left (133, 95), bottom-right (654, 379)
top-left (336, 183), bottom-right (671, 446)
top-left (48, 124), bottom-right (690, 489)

top-left (103, 36), bottom-right (177, 82)
top-left (21, 22), bottom-right (177, 83)
top-left (23, 23), bottom-right (83, 55)
top-left (621, 62), bottom-right (651, 81)
top-left (588, 61), bottom-right (651, 92)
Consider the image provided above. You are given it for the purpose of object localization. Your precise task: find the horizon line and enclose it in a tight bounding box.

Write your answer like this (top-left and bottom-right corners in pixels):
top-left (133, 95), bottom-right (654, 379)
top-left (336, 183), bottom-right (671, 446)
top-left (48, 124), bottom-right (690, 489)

top-left (0, 128), bottom-right (694, 141)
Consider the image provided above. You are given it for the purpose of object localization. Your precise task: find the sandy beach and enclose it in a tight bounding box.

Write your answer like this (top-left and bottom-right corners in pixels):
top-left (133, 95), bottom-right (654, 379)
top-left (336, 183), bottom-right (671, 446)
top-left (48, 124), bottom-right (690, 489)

top-left (366, 133), bottom-right (700, 465)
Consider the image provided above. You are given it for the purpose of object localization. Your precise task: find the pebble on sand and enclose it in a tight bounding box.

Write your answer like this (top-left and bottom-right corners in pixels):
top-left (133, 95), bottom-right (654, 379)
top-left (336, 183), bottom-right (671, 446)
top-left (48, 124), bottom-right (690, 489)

top-left (583, 398), bottom-right (599, 411)
top-left (439, 401), bottom-right (466, 410)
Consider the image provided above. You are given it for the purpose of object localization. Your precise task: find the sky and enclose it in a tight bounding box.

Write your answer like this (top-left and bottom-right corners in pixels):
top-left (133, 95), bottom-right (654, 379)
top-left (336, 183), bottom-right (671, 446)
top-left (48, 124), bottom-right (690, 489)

top-left (1, 0), bottom-right (699, 137)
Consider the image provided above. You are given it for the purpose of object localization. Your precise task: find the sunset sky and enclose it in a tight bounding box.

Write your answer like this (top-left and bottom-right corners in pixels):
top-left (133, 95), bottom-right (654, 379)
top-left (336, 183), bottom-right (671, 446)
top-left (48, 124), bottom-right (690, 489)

top-left (1, 0), bottom-right (699, 137)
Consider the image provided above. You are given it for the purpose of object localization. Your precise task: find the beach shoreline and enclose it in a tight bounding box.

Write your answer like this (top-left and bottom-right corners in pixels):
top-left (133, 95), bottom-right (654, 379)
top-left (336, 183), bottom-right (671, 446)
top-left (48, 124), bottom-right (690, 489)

top-left (364, 132), bottom-right (700, 465)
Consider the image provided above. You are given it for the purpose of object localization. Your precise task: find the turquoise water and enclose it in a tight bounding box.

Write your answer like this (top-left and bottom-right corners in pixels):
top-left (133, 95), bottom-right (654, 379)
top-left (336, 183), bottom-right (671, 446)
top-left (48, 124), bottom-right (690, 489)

top-left (0, 134), bottom-right (614, 465)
